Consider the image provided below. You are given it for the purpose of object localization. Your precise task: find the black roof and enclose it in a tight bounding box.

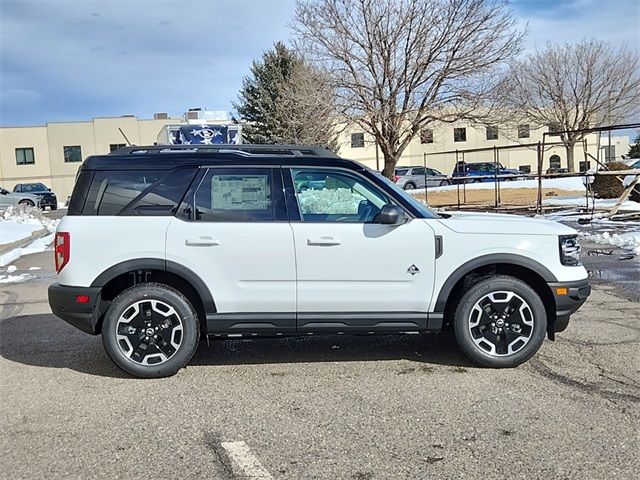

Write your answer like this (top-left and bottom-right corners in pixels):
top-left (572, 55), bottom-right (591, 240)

top-left (82, 144), bottom-right (363, 171)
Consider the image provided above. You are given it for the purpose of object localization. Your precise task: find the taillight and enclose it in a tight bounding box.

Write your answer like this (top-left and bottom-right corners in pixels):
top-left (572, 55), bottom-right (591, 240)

top-left (393, 176), bottom-right (400, 182)
top-left (54, 232), bottom-right (70, 273)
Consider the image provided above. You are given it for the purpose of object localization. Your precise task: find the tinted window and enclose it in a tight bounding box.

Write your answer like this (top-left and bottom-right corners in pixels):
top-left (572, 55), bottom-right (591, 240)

top-left (412, 167), bottom-right (425, 175)
top-left (395, 169), bottom-right (409, 176)
top-left (190, 168), bottom-right (284, 222)
top-left (120, 168), bottom-right (197, 216)
top-left (291, 168), bottom-right (390, 223)
top-left (68, 171), bottom-right (93, 215)
top-left (83, 170), bottom-right (165, 215)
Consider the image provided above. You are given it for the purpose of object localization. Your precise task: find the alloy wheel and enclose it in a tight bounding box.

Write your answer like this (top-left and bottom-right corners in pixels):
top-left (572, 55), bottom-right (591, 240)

top-left (468, 291), bottom-right (534, 357)
top-left (115, 300), bottom-right (183, 365)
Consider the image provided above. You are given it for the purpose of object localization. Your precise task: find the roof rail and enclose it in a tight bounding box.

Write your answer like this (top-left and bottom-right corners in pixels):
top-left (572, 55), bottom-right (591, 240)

top-left (111, 144), bottom-right (340, 158)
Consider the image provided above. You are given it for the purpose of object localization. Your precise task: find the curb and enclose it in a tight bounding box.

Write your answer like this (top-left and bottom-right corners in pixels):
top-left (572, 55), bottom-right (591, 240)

top-left (0, 228), bottom-right (48, 257)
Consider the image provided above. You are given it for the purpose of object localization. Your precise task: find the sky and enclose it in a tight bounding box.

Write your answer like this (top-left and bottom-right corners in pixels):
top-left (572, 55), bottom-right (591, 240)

top-left (1, 0), bottom-right (639, 127)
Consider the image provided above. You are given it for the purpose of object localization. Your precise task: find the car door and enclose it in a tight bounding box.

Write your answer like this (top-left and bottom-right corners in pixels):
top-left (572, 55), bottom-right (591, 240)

top-left (165, 166), bottom-right (297, 334)
top-left (286, 167), bottom-right (436, 333)
top-left (0, 188), bottom-right (15, 207)
top-left (411, 167), bottom-right (426, 188)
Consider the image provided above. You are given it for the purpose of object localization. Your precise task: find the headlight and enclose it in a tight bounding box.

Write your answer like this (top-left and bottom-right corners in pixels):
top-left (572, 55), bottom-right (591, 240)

top-left (559, 235), bottom-right (581, 265)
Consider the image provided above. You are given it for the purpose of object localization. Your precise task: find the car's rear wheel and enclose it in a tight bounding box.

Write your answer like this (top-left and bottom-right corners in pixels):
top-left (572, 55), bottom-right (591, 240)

top-left (454, 275), bottom-right (547, 368)
top-left (102, 283), bottom-right (200, 378)
top-left (18, 199), bottom-right (35, 207)
top-left (403, 182), bottom-right (416, 190)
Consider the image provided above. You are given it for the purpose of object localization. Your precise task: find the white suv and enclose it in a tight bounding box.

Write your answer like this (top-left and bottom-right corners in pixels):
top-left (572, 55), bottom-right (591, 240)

top-left (48, 145), bottom-right (590, 378)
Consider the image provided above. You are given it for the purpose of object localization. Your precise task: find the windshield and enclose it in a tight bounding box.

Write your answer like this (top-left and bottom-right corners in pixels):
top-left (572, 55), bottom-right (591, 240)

top-left (373, 172), bottom-right (439, 219)
top-left (22, 183), bottom-right (48, 192)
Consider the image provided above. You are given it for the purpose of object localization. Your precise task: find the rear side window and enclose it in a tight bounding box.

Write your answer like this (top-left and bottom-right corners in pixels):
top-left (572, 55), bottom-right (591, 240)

top-left (183, 167), bottom-right (286, 222)
top-left (80, 168), bottom-right (197, 216)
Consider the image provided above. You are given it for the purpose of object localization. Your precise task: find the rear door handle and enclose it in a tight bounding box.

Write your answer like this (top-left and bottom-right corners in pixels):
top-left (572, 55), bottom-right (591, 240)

top-left (185, 237), bottom-right (220, 247)
top-left (307, 237), bottom-right (341, 246)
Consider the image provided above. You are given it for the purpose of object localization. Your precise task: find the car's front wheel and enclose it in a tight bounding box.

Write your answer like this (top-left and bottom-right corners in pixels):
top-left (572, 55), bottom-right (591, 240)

top-left (102, 283), bottom-right (200, 378)
top-left (439, 180), bottom-right (450, 186)
top-left (454, 275), bottom-right (547, 368)
top-left (403, 182), bottom-right (416, 190)
top-left (18, 199), bottom-right (35, 207)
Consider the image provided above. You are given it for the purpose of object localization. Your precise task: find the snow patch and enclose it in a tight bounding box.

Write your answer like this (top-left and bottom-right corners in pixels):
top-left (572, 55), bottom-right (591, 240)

top-left (6, 265), bottom-right (17, 273)
top-left (0, 273), bottom-right (33, 284)
top-left (580, 231), bottom-right (640, 255)
top-left (0, 232), bottom-right (55, 267)
top-left (407, 176), bottom-right (586, 193)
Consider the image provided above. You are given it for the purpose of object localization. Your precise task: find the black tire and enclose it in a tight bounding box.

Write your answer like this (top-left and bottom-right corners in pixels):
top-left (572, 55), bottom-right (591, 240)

top-left (51, 204), bottom-right (58, 211)
top-left (18, 199), bottom-right (35, 207)
top-left (453, 275), bottom-right (547, 368)
top-left (403, 182), bottom-right (416, 190)
top-left (439, 180), bottom-right (450, 186)
top-left (102, 283), bottom-right (200, 378)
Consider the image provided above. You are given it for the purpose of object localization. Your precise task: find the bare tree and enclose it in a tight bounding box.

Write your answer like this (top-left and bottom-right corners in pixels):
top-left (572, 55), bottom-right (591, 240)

top-left (292, 0), bottom-right (524, 177)
top-left (499, 40), bottom-right (640, 171)
top-left (274, 62), bottom-right (341, 151)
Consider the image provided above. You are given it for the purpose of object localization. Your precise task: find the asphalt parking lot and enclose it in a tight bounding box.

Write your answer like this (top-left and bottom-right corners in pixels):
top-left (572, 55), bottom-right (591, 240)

top-left (1, 249), bottom-right (639, 480)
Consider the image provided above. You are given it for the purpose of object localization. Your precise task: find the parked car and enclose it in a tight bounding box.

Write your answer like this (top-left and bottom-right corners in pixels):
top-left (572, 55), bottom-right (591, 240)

top-left (12, 182), bottom-right (57, 210)
top-left (48, 144), bottom-right (589, 378)
top-left (451, 162), bottom-right (520, 183)
top-left (0, 187), bottom-right (40, 209)
top-left (394, 166), bottom-right (450, 189)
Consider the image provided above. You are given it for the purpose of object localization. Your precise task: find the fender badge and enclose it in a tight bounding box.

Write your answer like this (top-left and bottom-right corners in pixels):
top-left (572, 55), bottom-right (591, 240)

top-left (407, 264), bottom-right (420, 275)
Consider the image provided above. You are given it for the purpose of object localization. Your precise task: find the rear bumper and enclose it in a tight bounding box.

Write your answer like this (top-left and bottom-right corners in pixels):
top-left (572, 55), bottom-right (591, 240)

top-left (548, 279), bottom-right (591, 332)
top-left (48, 283), bottom-right (102, 334)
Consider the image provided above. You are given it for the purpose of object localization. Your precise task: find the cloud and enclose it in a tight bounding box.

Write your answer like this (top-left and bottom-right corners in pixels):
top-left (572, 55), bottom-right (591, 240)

top-left (1, 0), bottom-right (638, 126)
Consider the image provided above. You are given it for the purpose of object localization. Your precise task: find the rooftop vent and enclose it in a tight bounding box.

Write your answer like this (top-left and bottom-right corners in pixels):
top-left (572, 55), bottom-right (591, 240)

top-left (153, 112), bottom-right (169, 119)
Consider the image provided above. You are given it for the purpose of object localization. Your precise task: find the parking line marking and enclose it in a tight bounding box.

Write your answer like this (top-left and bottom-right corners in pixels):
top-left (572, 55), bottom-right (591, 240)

top-left (221, 441), bottom-right (273, 479)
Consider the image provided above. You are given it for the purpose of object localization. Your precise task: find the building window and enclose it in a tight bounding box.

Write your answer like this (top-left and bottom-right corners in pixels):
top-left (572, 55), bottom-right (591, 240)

top-left (519, 165), bottom-right (531, 174)
top-left (517, 124), bottom-right (530, 139)
top-left (603, 145), bottom-right (616, 162)
top-left (486, 126), bottom-right (498, 140)
top-left (109, 143), bottom-right (127, 152)
top-left (350, 133), bottom-right (364, 148)
top-left (548, 122), bottom-right (562, 134)
top-left (453, 127), bottom-right (466, 142)
top-left (420, 128), bottom-right (434, 144)
top-left (579, 161), bottom-right (591, 172)
top-left (16, 147), bottom-right (35, 165)
top-left (549, 155), bottom-right (561, 170)
top-left (63, 145), bottom-right (82, 163)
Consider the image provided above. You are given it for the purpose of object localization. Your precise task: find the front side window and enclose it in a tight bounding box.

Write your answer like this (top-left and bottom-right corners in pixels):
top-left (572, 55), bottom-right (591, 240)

top-left (350, 133), bottom-right (365, 148)
top-left (16, 147), bottom-right (35, 165)
top-left (454, 128), bottom-right (466, 142)
top-left (291, 168), bottom-right (390, 223)
top-left (190, 168), bottom-right (284, 222)
top-left (64, 145), bottom-right (82, 163)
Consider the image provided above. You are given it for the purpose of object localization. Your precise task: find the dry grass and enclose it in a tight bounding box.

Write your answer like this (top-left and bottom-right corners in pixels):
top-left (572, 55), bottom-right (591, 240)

top-left (415, 187), bottom-right (584, 208)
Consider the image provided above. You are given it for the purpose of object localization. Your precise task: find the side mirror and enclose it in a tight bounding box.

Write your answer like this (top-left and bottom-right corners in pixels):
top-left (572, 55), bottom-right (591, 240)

top-left (48, 188), bottom-right (51, 192)
top-left (376, 204), bottom-right (407, 225)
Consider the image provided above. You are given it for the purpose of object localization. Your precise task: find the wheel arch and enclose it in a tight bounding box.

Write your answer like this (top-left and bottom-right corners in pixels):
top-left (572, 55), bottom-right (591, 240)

top-left (90, 258), bottom-right (216, 333)
top-left (435, 254), bottom-right (558, 338)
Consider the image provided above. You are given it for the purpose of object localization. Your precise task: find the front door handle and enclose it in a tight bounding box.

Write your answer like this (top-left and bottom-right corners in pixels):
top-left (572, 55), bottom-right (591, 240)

top-left (185, 237), bottom-right (220, 247)
top-left (307, 237), bottom-right (341, 246)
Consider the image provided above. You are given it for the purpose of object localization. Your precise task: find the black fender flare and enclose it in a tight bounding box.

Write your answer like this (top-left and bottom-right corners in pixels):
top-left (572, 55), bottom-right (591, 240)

top-left (433, 253), bottom-right (557, 313)
top-left (90, 258), bottom-right (216, 313)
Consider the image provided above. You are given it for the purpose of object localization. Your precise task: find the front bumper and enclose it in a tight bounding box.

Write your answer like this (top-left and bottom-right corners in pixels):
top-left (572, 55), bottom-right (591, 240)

top-left (548, 279), bottom-right (591, 333)
top-left (38, 195), bottom-right (57, 208)
top-left (48, 283), bottom-right (102, 334)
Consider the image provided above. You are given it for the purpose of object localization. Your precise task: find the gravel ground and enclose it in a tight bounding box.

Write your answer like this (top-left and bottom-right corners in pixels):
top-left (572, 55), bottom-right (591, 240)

top-left (1, 251), bottom-right (638, 480)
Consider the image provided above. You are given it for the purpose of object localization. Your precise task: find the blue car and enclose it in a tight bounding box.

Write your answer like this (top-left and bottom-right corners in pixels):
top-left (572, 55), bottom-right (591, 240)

top-left (451, 162), bottom-right (520, 183)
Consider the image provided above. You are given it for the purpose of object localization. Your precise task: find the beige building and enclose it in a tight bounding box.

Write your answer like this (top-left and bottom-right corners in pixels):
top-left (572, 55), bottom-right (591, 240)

top-left (1, 112), bottom-right (630, 202)
top-left (0, 114), bottom-right (182, 201)
top-left (339, 122), bottom-right (629, 175)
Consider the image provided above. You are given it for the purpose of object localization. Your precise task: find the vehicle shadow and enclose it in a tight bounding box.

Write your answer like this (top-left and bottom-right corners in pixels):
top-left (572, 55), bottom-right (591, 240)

top-left (0, 313), bottom-right (473, 378)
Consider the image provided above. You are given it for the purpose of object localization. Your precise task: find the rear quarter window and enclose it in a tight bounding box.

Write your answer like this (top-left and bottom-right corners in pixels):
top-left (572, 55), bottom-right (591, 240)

top-left (79, 168), bottom-right (197, 216)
